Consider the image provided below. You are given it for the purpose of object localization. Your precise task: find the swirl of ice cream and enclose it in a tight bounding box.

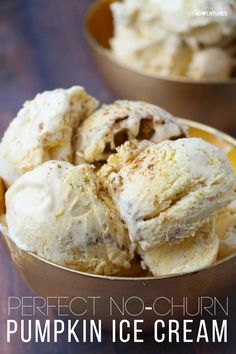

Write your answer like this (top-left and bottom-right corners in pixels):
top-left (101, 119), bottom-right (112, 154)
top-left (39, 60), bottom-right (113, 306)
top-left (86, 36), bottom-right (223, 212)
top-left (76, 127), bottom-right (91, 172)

top-left (110, 0), bottom-right (236, 79)
top-left (0, 87), bottom-right (97, 187)
top-left (4, 161), bottom-right (133, 275)
top-left (139, 218), bottom-right (219, 276)
top-left (75, 100), bottom-right (187, 163)
top-left (99, 138), bottom-right (236, 249)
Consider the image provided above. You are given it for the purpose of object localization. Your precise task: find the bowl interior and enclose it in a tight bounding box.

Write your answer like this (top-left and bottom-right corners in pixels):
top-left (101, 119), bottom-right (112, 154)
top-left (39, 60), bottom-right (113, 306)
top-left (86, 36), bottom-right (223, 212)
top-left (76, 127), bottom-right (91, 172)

top-left (186, 119), bottom-right (236, 173)
top-left (86, 0), bottom-right (116, 49)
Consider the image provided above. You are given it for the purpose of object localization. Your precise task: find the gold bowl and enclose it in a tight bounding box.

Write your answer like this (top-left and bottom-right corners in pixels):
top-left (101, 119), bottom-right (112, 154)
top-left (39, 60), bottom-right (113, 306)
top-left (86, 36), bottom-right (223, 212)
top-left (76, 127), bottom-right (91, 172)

top-left (84, 0), bottom-right (236, 134)
top-left (1, 119), bottom-right (236, 331)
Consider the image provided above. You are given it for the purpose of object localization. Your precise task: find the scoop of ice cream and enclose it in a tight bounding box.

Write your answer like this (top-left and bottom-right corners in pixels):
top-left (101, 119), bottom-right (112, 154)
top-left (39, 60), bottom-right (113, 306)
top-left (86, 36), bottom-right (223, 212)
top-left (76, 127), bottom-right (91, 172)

top-left (132, 37), bottom-right (192, 77)
top-left (4, 161), bottom-right (133, 275)
top-left (110, 0), bottom-right (236, 79)
top-left (188, 48), bottom-right (233, 80)
top-left (216, 200), bottom-right (236, 259)
top-left (99, 138), bottom-right (236, 249)
top-left (139, 218), bottom-right (219, 276)
top-left (0, 87), bottom-right (97, 187)
top-left (76, 100), bottom-right (187, 163)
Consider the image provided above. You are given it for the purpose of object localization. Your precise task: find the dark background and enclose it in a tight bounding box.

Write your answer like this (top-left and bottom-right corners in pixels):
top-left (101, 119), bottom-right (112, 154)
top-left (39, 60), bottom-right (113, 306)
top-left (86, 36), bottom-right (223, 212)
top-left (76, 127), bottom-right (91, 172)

top-left (0, 1), bottom-right (236, 353)
top-left (0, 0), bottom-right (114, 138)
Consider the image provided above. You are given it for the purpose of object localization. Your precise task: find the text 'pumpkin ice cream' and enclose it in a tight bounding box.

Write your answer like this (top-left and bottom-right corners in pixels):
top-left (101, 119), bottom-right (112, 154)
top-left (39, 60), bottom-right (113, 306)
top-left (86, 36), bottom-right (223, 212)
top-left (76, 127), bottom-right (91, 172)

top-left (0, 87), bottom-right (97, 187)
top-left (76, 100), bottom-right (187, 164)
top-left (4, 161), bottom-right (133, 275)
top-left (98, 138), bottom-right (236, 250)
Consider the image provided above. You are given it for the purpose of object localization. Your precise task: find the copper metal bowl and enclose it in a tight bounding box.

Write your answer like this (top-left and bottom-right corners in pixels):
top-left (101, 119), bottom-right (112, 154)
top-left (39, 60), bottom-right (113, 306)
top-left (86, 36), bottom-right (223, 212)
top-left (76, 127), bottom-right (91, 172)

top-left (84, 0), bottom-right (236, 134)
top-left (1, 119), bottom-right (236, 331)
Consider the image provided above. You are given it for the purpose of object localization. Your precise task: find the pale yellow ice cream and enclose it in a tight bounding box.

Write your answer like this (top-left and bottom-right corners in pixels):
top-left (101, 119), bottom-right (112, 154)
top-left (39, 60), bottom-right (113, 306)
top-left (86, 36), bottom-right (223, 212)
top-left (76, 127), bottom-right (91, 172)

top-left (139, 218), bottom-right (219, 276)
top-left (110, 0), bottom-right (236, 80)
top-left (216, 200), bottom-right (236, 258)
top-left (99, 138), bottom-right (236, 249)
top-left (0, 87), bottom-right (97, 187)
top-left (188, 48), bottom-right (233, 80)
top-left (4, 161), bottom-right (133, 275)
top-left (1, 85), bottom-right (235, 278)
top-left (76, 100), bottom-right (187, 163)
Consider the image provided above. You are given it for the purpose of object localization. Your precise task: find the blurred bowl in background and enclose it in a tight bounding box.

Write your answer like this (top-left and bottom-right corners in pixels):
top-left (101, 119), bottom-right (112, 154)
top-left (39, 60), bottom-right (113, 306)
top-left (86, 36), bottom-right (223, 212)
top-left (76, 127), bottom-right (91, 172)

top-left (84, 0), bottom-right (236, 135)
top-left (1, 119), bottom-right (236, 332)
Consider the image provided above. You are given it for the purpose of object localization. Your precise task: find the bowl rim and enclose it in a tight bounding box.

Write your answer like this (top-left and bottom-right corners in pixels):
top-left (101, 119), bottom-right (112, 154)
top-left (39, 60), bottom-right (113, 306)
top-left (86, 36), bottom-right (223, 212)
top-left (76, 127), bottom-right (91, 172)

top-left (21, 247), bottom-right (236, 282)
top-left (3, 118), bottom-right (236, 282)
top-left (84, 0), bottom-right (236, 85)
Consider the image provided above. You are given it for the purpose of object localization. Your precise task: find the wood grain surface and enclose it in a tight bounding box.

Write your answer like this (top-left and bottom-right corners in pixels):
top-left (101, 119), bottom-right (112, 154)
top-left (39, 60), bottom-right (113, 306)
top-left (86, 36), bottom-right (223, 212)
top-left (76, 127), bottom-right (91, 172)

top-left (0, 1), bottom-right (236, 353)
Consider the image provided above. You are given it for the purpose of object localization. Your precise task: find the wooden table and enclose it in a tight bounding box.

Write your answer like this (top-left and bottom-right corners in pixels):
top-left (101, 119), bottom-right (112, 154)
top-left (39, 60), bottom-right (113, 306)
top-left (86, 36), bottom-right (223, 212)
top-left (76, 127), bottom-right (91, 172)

top-left (0, 1), bottom-right (236, 353)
